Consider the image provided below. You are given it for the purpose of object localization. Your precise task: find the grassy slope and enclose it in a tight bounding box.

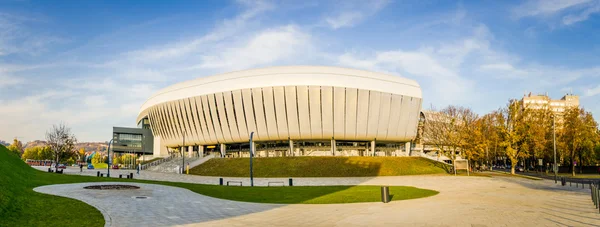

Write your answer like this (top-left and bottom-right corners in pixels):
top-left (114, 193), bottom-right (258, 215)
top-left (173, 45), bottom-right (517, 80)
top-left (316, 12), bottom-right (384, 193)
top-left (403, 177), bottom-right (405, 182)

top-left (191, 156), bottom-right (450, 177)
top-left (0, 145), bottom-right (108, 227)
top-left (0, 145), bottom-right (439, 226)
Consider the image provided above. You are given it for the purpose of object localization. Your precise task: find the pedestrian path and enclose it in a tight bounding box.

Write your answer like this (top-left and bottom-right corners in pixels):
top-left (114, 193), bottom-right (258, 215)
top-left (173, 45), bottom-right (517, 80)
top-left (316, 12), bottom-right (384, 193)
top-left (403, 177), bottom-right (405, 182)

top-left (33, 166), bottom-right (600, 226)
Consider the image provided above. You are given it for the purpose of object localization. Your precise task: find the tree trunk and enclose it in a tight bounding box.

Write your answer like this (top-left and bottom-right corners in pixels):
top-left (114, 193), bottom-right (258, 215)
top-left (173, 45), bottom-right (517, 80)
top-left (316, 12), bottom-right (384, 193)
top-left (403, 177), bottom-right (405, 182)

top-left (571, 151), bottom-right (576, 177)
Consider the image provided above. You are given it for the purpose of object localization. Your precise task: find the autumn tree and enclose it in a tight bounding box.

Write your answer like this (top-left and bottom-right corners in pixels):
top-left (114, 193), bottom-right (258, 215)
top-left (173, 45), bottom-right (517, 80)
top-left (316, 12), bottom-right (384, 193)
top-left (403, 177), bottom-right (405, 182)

top-left (78, 148), bottom-right (86, 162)
top-left (463, 113), bottom-right (500, 169)
top-left (497, 100), bottom-right (531, 174)
top-left (523, 103), bottom-right (553, 170)
top-left (7, 138), bottom-right (24, 157)
top-left (560, 107), bottom-right (598, 176)
top-left (46, 123), bottom-right (77, 170)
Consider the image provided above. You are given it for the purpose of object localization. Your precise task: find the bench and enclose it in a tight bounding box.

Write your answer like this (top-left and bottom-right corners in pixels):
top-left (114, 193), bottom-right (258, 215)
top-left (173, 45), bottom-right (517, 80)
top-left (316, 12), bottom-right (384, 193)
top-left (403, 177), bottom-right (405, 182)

top-left (267, 181), bottom-right (285, 187)
top-left (226, 181), bottom-right (242, 186)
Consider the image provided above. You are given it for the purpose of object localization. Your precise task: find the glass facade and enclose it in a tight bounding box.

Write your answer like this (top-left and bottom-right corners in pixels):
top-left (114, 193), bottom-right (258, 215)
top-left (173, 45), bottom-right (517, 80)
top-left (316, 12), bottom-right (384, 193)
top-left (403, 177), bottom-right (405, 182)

top-left (115, 133), bottom-right (142, 148)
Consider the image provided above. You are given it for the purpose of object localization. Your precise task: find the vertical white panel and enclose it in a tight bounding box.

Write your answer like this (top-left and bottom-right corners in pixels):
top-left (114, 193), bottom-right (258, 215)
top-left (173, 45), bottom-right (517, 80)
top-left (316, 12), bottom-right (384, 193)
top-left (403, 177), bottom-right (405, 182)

top-left (386, 94), bottom-right (403, 140)
top-left (376, 93), bottom-right (392, 140)
top-left (321, 86), bottom-right (334, 139)
top-left (403, 97), bottom-right (422, 140)
top-left (333, 87), bottom-right (345, 139)
top-left (396, 95), bottom-right (412, 140)
top-left (273, 86), bottom-right (289, 139)
top-left (355, 89), bottom-right (370, 140)
top-left (158, 104), bottom-right (172, 141)
top-left (344, 88), bottom-right (358, 140)
top-left (195, 96), bottom-right (213, 144)
top-left (203, 95), bottom-right (221, 143)
top-left (242, 89), bottom-right (260, 141)
top-left (175, 101), bottom-right (188, 145)
top-left (232, 90), bottom-right (249, 141)
top-left (262, 87), bottom-right (280, 140)
top-left (309, 86), bottom-right (322, 138)
top-left (179, 99), bottom-right (195, 144)
top-left (296, 86), bottom-right (311, 138)
top-left (223, 91), bottom-right (241, 142)
top-left (189, 97), bottom-right (207, 144)
top-left (366, 91), bottom-right (381, 139)
top-left (285, 86), bottom-right (300, 139)
top-left (215, 92), bottom-right (232, 143)
top-left (252, 88), bottom-right (270, 140)
top-left (169, 101), bottom-right (182, 143)
top-left (165, 103), bottom-right (177, 144)
top-left (147, 108), bottom-right (158, 137)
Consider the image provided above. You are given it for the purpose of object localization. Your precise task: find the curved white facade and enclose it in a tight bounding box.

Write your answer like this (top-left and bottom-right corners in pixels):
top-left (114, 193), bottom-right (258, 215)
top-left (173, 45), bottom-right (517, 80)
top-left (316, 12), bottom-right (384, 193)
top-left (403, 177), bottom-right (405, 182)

top-left (138, 66), bottom-right (422, 150)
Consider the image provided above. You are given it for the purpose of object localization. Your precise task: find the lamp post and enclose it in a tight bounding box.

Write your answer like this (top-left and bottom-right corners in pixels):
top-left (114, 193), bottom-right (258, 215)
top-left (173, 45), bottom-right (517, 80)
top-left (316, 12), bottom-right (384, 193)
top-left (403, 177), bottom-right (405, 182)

top-left (249, 132), bottom-right (254, 187)
top-left (182, 130), bottom-right (185, 174)
top-left (107, 138), bottom-right (114, 178)
top-left (553, 116), bottom-right (557, 181)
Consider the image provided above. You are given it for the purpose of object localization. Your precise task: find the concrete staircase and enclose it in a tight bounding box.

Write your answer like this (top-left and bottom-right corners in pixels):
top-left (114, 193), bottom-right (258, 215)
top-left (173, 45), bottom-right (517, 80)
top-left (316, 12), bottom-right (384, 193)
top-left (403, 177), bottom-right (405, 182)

top-left (188, 154), bottom-right (216, 169)
top-left (146, 156), bottom-right (200, 173)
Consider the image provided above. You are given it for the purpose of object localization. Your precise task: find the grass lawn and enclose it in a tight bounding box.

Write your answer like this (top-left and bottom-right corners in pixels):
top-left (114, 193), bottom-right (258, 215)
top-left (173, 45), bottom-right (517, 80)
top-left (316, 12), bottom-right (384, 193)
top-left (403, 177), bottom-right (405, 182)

top-left (0, 145), bottom-right (439, 227)
top-left (92, 163), bottom-right (107, 169)
top-left (191, 156), bottom-right (450, 177)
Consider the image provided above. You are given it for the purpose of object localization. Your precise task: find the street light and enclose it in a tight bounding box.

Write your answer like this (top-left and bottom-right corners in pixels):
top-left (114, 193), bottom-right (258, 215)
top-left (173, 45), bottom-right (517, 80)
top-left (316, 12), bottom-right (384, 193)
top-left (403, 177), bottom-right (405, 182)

top-left (249, 132), bottom-right (254, 187)
top-left (553, 116), bottom-right (557, 181)
top-left (182, 130), bottom-right (185, 174)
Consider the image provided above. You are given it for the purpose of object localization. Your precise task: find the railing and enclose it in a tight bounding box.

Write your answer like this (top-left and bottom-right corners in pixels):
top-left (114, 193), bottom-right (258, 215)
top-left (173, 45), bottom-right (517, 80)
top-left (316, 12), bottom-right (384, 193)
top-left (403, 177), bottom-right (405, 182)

top-left (556, 176), bottom-right (600, 214)
top-left (141, 155), bottom-right (175, 170)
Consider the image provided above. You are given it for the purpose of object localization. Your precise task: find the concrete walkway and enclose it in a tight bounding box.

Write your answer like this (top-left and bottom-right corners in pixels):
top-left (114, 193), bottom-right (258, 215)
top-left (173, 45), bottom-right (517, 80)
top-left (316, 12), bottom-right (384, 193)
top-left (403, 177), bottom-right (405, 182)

top-left (32, 167), bottom-right (600, 226)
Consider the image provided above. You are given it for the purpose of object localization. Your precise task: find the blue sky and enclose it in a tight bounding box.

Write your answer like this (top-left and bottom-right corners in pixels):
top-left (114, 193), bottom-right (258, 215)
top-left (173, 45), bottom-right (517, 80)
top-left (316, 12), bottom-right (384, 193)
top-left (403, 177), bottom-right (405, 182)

top-left (1, 0), bottom-right (600, 142)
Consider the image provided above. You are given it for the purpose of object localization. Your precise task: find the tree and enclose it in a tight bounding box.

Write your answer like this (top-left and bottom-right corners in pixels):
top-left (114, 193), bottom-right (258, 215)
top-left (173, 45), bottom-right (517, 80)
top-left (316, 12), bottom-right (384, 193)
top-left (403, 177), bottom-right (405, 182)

top-left (7, 138), bottom-right (24, 157)
top-left (78, 148), bottom-right (86, 162)
top-left (463, 113), bottom-right (500, 169)
top-left (37, 146), bottom-right (53, 160)
top-left (22, 146), bottom-right (41, 160)
top-left (46, 123), bottom-right (77, 170)
top-left (422, 106), bottom-right (478, 173)
top-left (523, 103), bottom-right (553, 170)
top-left (497, 101), bottom-right (530, 175)
top-left (561, 107), bottom-right (598, 176)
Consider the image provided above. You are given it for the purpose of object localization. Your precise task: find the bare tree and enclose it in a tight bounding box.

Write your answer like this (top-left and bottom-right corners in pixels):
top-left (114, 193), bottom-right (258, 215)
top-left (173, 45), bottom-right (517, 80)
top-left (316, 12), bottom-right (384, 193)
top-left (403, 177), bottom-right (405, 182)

top-left (422, 105), bottom-right (478, 173)
top-left (46, 123), bottom-right (77, 170)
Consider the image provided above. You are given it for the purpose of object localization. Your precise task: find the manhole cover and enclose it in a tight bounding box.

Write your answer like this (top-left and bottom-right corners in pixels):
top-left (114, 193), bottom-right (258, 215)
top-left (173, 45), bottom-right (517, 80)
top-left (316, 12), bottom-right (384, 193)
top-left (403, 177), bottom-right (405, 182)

top-left (84, 185), bottom-right (140, 190)
top-left (135, 196), bottom-right (148, 199)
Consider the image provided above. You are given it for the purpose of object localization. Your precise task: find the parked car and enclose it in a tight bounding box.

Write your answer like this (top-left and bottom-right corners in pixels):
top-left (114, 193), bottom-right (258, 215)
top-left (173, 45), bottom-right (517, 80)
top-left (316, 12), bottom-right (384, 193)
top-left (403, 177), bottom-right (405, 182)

top-left (516, 166), bottom-right (525, 172)
top-left (87, 164), bottom-right (95, 169)
top-left (111, 165), bottom-right (119, 169)
top-left (57, 164), bottom-right (66, 169)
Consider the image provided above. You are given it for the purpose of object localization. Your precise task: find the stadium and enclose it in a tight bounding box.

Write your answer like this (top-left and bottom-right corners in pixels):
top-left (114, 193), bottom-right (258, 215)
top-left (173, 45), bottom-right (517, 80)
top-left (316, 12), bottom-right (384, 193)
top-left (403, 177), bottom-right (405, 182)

top-left (135, 66), bottom-right (423, 158)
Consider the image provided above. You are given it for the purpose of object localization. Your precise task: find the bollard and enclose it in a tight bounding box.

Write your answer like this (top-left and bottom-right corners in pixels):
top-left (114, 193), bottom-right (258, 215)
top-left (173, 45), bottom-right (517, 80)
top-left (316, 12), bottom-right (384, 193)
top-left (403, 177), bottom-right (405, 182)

top-left (119, 174), bottom-right (122, 179)
top-left (381, 186), bottom-right (390, 203)
top-left (100, 173), bottom-right (104, 177)
top-left (48, 168), bottom-right (52, 173)
top-left (289, 178), bottom-right (293, 186)
top-left (130, 173), bottom-right (134, 179)
top-left (97, 171), bottom-right (100, 177)
top-left (219, 178), bottom-right (223, 186)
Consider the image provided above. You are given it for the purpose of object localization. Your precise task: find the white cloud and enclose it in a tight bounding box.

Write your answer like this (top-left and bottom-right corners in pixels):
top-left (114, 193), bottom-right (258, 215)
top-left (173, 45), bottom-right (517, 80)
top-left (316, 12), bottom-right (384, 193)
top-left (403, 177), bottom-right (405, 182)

top-left (512, 0), bottom-right (600, 25)
top-left (325, 11), bottom-right (364, 29)
top-left (512, 0), bottom-right (592, 18)
top-left (197, 25), bottom-right (312, 70)
top-left (562, 2), bottom-right (600, 25)
top-left (584, 84), bottom-right (600, 97)
top-left (125, 0), bottom-right (274, 62)
top-left (323, 0), bottom-right (390, 29)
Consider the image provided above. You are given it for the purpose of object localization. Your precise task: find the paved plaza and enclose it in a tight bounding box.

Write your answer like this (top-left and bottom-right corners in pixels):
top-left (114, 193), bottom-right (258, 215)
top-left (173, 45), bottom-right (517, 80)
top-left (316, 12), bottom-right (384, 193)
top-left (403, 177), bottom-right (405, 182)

top-left (33, 167), bottom-right (600, 227)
